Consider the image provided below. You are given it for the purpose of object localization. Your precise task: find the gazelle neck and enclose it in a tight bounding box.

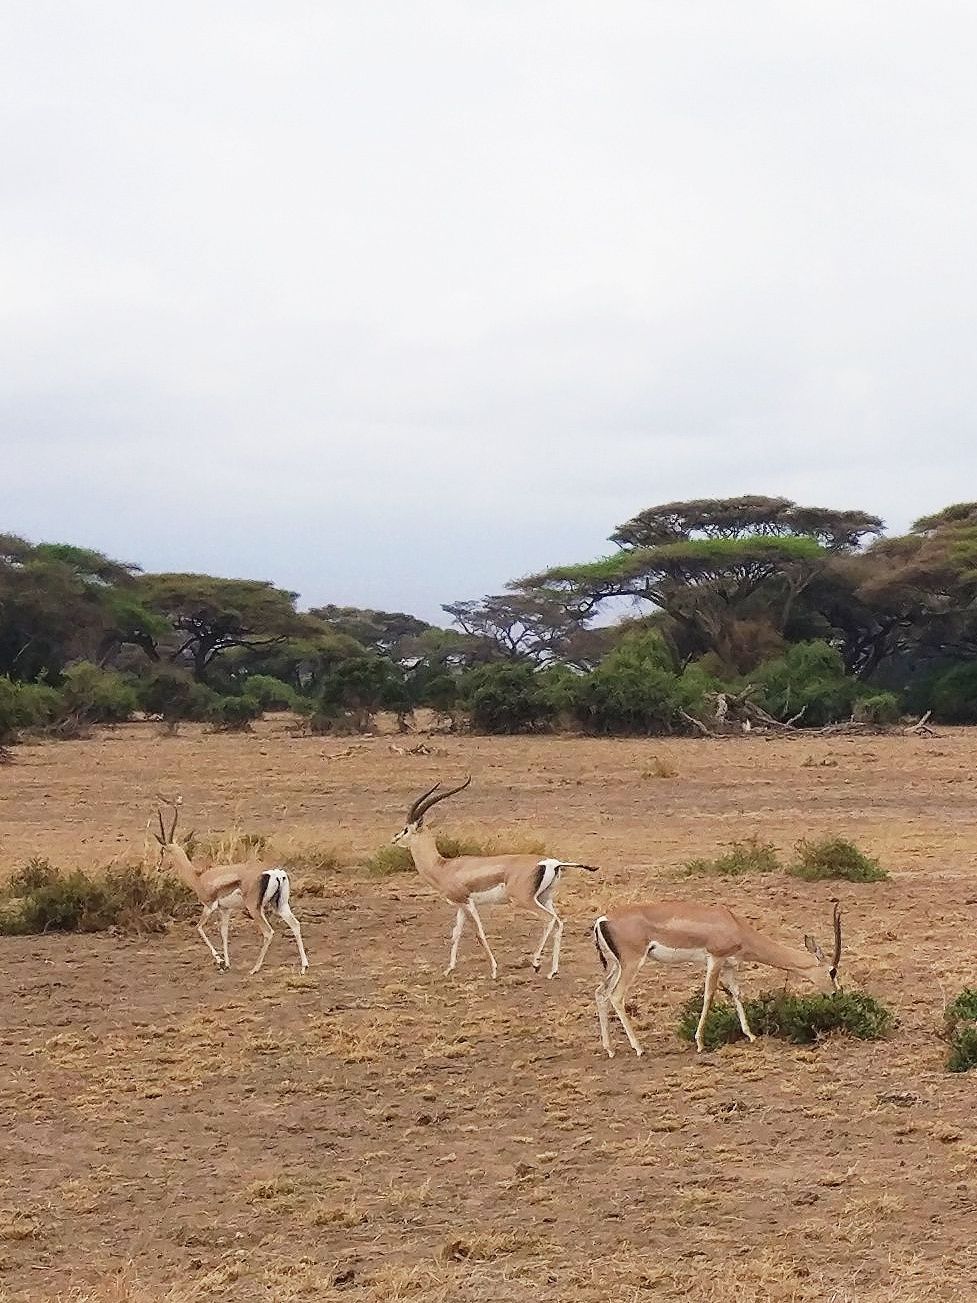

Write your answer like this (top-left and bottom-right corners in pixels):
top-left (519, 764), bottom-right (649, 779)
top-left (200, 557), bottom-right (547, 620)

top-left (404, 827), bottom-right (444, 878)
top-left (162, 844), bottom-right (199, 889)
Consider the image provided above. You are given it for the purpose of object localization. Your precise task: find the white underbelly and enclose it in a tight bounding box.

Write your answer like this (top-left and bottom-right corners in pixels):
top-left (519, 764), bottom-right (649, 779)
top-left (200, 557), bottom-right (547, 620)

top-left (470, 884), bottom-right (508, 906)
top-left (645, 942), bottom-right (708, 965)
top-left (218, 889), bottom-right (245, 909)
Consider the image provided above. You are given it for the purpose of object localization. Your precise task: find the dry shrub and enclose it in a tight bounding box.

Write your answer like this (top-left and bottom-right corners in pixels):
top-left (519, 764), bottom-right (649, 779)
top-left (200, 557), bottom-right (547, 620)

top-left (684, 835), bottom-right (781, 877)
top-left (0, 858), bottom-right (195, 936)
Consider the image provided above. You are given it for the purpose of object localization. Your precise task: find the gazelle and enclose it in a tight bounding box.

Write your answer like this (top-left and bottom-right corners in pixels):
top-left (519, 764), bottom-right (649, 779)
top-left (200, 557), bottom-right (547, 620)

top-left (393, 776), bottom-right (598, 979)
top-left (593, 899), bottom-right (842, 1057)
top-left (151, 799), bottom-right (309, 976)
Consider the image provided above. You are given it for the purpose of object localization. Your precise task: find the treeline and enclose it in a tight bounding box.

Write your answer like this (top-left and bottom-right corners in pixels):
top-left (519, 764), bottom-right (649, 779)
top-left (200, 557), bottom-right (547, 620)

top-left (2, 495), bottom-right (977, 744)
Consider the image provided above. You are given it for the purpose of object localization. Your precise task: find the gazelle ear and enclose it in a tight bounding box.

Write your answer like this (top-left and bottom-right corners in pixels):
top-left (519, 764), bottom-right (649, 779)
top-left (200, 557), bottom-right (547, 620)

top-left (804, 935), bottom-right (825, 961)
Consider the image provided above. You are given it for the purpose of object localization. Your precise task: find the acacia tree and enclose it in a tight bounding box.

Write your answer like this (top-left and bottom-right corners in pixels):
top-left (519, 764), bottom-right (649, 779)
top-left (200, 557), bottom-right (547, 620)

top-left (442, 591), bottom-right (603, 667)
top-left (521, 497), bottom-right (882, 673)
top-left (309, 605), bottom-right (432, 658)
top-left (137, 574), bottom-right (313, 681)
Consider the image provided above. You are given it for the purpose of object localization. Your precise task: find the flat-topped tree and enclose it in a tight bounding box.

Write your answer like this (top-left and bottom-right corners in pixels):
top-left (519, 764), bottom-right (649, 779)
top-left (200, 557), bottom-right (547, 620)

top-left (521, 496), bottom-right (883, 672)
top-left (138, 573), bottom-right (314, 682)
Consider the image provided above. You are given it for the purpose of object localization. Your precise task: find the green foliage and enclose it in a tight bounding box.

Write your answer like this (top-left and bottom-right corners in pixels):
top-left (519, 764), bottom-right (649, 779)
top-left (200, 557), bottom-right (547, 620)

top-left (929, 662), bottom-right (977, 724)
top-left (854, 691), bottom-right (901, 725)
top-left (0, 860), bottom-right (195, 935)
top-left (677, 988), bottom-right (896, 1051)
top-left (684, 836), bottom-right (781, 877)
top-left (135, 665), bottom-right (217, 722)
top-left (752, 641), bottom-right (857, 725)
top-left (572, 634), bottom-right (715, 735)
top-left (942, 987), bottom-right (977, 1072)
top-left (314, 655), bottom-right (403, 732)
top-left (60, 661), bottom-right (138, 724)
top-left (0, 676), bottom-right (63, 741)
top-left (205, 695), bottom-right (263, 732)
top-left (231, 674), bottom-right (297, 710)
top-left (463, 663), bottom-right (557, 734)
top-left (788, 837), bottom-right (888, 882)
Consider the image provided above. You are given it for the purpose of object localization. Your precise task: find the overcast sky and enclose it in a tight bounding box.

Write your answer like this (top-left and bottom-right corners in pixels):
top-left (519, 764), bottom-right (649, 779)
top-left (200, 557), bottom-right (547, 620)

top-left (3, 2), bottom-right (977, 622)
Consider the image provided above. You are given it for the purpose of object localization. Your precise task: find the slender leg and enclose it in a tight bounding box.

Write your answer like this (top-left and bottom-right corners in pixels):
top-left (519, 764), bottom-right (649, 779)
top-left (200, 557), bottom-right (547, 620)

top-left (595, 962), bottom-right (618, 1056)
top-left (695, 954), bottom-right (723, 1052)
top-left (196, 904), bottom-right (222, 966)
top-left (608, 959), bottom-right (645, 1057)
top-left (218, 907), bottom-right (231, 970)
top-left (445, 908), bottom-right (466, 976)
top-left (279, 905), bottom-right (309, 972)
top-left (464, 902), bottom-right (498, 979)
top-left (547, 912), bottom-right (565, 979)
top-left (249, 912), bottom-right (276, 975)
top-left (721, 964), bottom-right (755, 1042)
top-left (530, 901), bottom-right (560, 974)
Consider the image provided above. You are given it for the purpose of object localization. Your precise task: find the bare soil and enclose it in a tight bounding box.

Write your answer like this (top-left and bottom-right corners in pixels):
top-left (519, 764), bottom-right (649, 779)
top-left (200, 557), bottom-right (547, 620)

top-left (2, 720), bottom-right (977, 1301)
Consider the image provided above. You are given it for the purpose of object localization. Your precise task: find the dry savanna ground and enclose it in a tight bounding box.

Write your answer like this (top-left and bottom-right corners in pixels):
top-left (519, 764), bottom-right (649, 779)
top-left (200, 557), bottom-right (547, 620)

top-left (2, 719), bottom-right (977, 1302)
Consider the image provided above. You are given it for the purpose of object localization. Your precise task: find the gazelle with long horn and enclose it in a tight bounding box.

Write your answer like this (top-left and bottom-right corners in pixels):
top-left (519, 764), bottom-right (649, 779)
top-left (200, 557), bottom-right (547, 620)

top-left (152, 797), bottom-right (309, 975)
top-left (393, 777), bottom-right (598, 979)
top-left (593, 900), bottom-right (842, 1057)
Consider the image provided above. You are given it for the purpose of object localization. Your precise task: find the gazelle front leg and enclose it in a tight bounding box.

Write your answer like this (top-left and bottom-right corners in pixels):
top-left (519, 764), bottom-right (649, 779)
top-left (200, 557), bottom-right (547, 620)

top-left (720, 964), bottom-right (756, 1043)
top-left (217, 906), bottom-right (232, 970)
top-left (196, 904), bottom-right (223, 967)
top-left (694, 954), bottom-right (724, 1052)
top-left (445, 907), bottom-right (466, 976)
top-left (608, 958), bottom-right (645, 1057)
top-left (464, 901), bottom-right (498, 979)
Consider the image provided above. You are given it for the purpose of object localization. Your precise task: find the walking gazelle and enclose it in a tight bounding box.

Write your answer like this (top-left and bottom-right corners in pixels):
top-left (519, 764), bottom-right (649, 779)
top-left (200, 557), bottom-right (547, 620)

top-left (593, 899), bottom-right (842, 1056)
top-left (152, 797), bottom-right (309, 975)
top-left (393, 777), bottom-right (599, 978)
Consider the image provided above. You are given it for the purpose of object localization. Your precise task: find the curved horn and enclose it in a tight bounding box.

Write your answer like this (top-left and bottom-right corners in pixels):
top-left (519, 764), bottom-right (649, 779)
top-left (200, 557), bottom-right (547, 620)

top-left (407, 780), bottom-right (442, 824)
top-left (414, 774), bottom-right (472, 822)
top-left (156, 792), bottom-right (183, 844)
top-left (830, 900), bottom-right (843, 975)
top-left (155, 809), bottom-right (167, 845)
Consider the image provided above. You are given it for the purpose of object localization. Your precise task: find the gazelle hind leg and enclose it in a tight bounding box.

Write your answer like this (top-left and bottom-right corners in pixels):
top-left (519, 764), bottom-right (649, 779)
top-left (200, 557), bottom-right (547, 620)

top-left (721, 963), bottom-right (755, 1042)
top-left (249, 911), bottom-right (276, 976)
top-left (595, 960), bottom-right (619, 1056)
top-left (464, 901), bottom-right (498, 979)
top-left (529, 899), bottom-right (561, 975)
top-left (694, 954), bottom-right (724, 1052)
top-left (608, 959), bottom-right (646, 1057)
top-left (217, 907), bottom-right (232, 970)
top-left (196, 904), bottom-right (223, 967)
top-left (445, 908), bottom-right (466, 975)
top-left (278, 904), bottom-right (309, 972)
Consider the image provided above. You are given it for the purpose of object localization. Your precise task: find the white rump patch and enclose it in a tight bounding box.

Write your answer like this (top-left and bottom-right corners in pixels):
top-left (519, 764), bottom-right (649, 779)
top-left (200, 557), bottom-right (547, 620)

top-left (535, 857), bottom-right (563, 900)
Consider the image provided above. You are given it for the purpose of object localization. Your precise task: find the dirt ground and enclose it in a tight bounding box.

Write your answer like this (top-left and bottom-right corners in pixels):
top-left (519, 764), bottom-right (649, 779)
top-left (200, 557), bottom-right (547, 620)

top-left (2, 720), bottom-right (977, 1302)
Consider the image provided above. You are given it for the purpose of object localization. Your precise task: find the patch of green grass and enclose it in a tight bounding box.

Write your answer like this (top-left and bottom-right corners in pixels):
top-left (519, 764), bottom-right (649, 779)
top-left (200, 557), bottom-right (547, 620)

top-left (0, 860), bottom-right (195, 936)
top-left (684, 836), bottom-right (781, 878)
top-left (787, 837), bottom-right (888, 882)
top-left (677, 988), bottom-right (896, 1051)
top-left (942, 986), bottom-right (977, 1072)
top-left (362, 831), bottom-right (547, 876)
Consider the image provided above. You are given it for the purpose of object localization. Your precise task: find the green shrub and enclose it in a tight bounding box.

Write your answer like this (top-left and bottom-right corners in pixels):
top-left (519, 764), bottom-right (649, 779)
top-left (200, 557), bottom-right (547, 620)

top-left (854, 691), bottom-right (901, 726)
top-left (0, 677), bottom-right (64, 742)
top-left (0, 861), bottom-right (195, 935)
top-left (677, 988), bottom-right (895, 1051)
top-left (206, 695), bottom-right (263, 732)
top-left (684, 836), bottom-right (781, 877)
top-left (242, 675), bottom-right (298, 710)
top-left (315, 655), bottom-right (403, 732)
top-left (929, 662), bottom-right (977, 724)
top-left (788, 837), bottom-right (888, 882)
top-left (60, 661), bottom-right (138, 724)
top-left (573, 634), bottom-right (715, 736)
top-left (753, 641), bottom-right (857, 726)
top-left (463, 663), bottom-right (557, 734)
top-left (136, 666), bottom-right (218, 722)
top-left (942, 987), bottom-right (977, 1072)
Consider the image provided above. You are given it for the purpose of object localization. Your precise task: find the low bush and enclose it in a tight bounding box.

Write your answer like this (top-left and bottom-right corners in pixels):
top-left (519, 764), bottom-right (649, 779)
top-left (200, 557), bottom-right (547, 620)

top-left (929, 662), bottom-right (977, 724)
top-left (788, 837), bottom-right (888, 882)
top-left (205, 695), bottom-right (263, 732)
top-left (677, 988), bottom-right (895, 1051)
top-left (0, 676), bottom-right (64, 743)
top-left (752, 641), bottom-right (857, 726)
top-left (463, 663), bottom-right (557, 734)
top-left (942, 987), bottom-right (977, 1072)
top-left (241, 675), bottom-right (298, 710)
top-left (0, 859), bottom-right (195, 935)
top-left (684, 836), bottom-right (781, 877)
top-left (135, 666), bottom-right (218, 723)
top-left (571, 634), bottom-right (716, 736)
top-left (60, 661), bottom-right (138, 724)
top-left (853, 691), bottom-right (901, 726)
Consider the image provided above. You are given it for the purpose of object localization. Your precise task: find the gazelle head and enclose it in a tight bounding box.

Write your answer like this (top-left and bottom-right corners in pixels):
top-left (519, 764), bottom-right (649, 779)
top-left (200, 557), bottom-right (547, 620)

top-left (151, 794), bottom-right (194, 871)
top-left (803, 901), bottom-right (843, 992)
top-left (392, 775), bottom-right (472, 844)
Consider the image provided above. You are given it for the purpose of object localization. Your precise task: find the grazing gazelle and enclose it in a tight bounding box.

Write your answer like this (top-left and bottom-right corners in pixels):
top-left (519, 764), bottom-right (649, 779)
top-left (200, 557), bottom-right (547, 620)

top-left (152, 798), bottom-right (309, 976)
top-left (593, 900), bottom-right (842, 1057)
top-left (393, 776), bottom-right (598, 979)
